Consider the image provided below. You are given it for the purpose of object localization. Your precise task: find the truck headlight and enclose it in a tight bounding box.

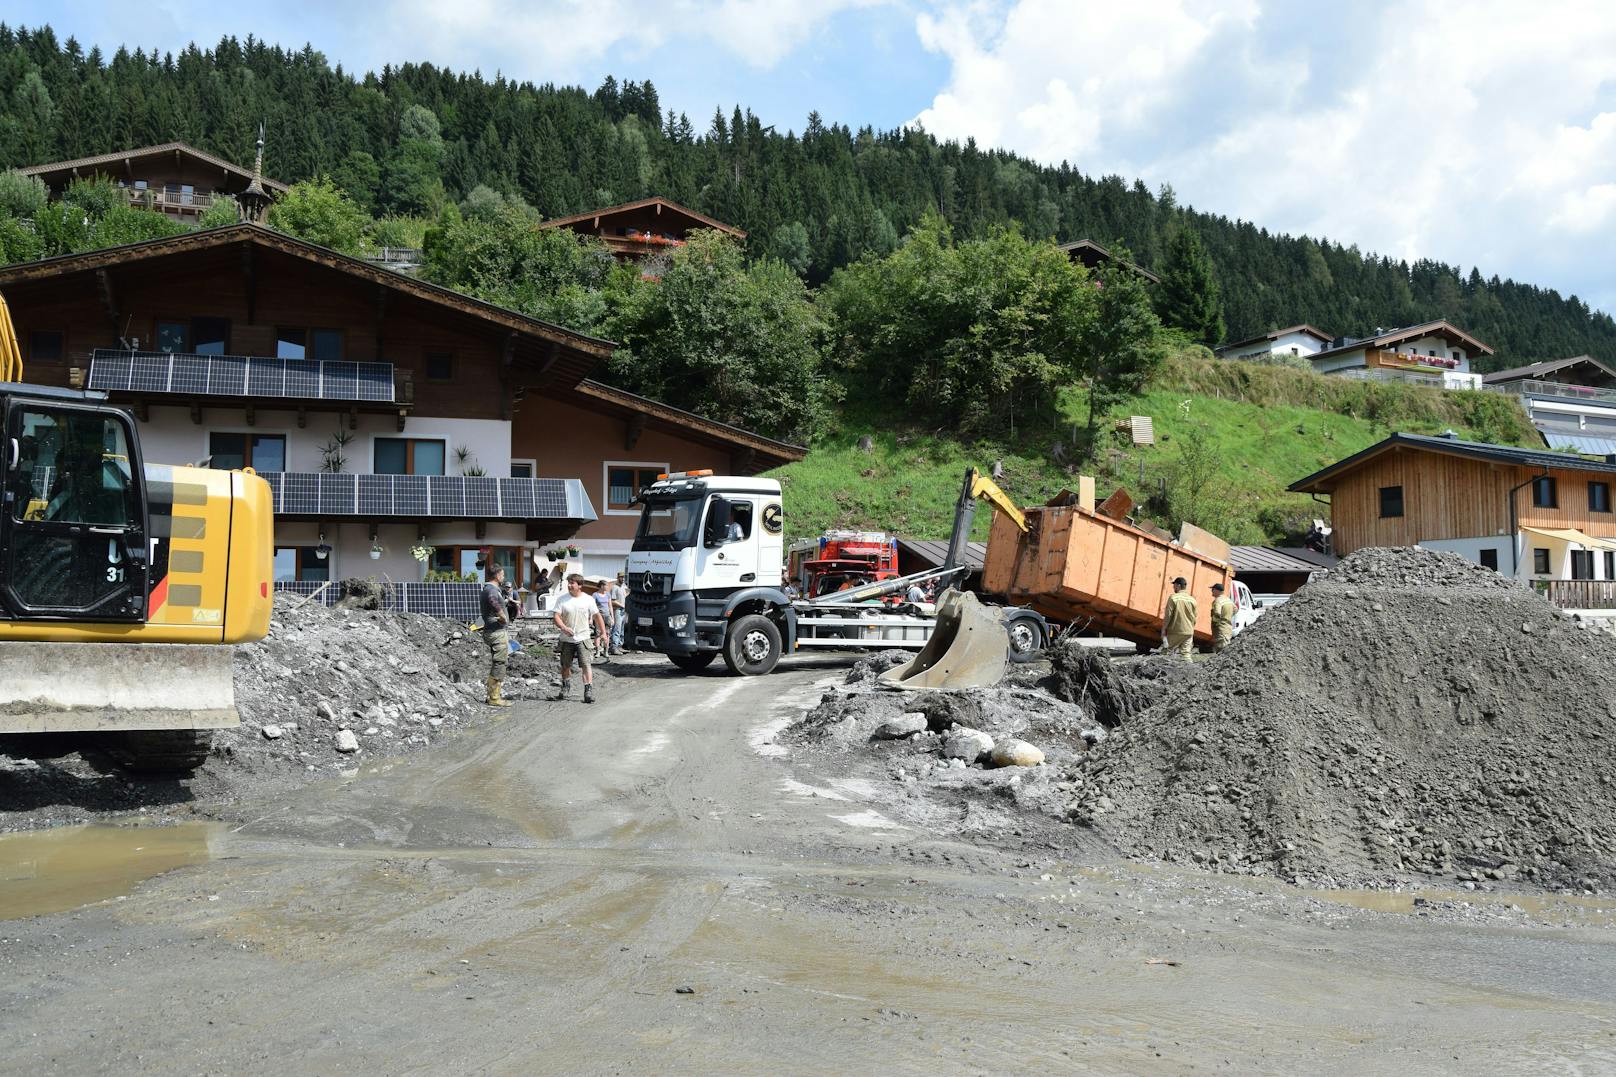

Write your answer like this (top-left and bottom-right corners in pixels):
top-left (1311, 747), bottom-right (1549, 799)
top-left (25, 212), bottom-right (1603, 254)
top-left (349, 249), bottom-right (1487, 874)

top-left (668, 614), bottom-right (689, 631)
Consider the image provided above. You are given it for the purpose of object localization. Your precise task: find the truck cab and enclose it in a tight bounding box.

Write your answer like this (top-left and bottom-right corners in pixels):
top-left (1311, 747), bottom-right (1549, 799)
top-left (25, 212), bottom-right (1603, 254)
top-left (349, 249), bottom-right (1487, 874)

top-left (625, 471), bottom-right (792, 674)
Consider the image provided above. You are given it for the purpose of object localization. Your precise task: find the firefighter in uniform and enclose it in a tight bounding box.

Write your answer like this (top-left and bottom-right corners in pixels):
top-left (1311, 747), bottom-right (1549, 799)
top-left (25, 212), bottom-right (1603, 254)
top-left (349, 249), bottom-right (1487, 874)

top-left (1161, 576), bottom-right (1198, 660)
top-left (1210, 582), bottom-right (1236, 652)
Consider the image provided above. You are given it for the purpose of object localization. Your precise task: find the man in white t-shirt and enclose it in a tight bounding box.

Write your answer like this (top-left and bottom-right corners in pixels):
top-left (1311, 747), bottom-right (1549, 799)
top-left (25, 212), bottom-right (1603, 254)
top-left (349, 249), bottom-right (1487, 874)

top-left (552, 573), bottom-right (608, 703)
top-left (609, 572), bottom-right (629, 655)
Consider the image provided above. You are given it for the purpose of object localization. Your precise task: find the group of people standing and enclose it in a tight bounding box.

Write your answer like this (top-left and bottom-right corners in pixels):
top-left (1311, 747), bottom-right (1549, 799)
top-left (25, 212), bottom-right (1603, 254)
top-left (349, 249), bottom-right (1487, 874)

top-left (478, 564), bottom-right (630, 708)
top-left (1161, 576), bottom-right (1237, 660)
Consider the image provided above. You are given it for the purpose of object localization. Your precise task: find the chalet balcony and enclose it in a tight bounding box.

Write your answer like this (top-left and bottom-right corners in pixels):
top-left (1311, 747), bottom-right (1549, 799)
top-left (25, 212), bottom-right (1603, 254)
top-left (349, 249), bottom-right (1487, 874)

top-left (1541, 579), bottom-right (1616, 610)
top-left (1487, 379), bottom-right (1616, 408)
top-left (258, 472), bottom-right (597, 532)
top-left (124, 187), bottom-right (218, 214)
top-left (80, 348), bottom-right (414, 427)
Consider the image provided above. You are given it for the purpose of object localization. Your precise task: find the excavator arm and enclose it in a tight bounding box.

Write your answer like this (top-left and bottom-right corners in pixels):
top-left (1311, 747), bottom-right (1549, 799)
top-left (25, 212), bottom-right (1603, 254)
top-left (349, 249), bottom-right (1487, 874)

top-left (942, 467), bottom-right (1026, 575)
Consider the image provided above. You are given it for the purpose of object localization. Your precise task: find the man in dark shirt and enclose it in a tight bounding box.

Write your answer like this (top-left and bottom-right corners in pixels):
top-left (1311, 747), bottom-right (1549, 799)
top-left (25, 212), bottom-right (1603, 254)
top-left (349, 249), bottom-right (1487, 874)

top-left (482, 564), bottom-right (512, 707)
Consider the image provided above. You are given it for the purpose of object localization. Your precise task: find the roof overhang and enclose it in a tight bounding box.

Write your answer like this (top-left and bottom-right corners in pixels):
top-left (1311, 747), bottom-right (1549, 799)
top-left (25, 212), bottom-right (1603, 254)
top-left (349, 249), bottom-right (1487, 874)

top-left (569, 380), bottom-right (807, 471)
top-left (1290, 432), bottom-right (1616, 494)
top-left (0, 224), bottom-right (616, 391)
top-left (539, 197), bottom-right (746, 239)
top-left (16, 141), bottom-right (290, 193)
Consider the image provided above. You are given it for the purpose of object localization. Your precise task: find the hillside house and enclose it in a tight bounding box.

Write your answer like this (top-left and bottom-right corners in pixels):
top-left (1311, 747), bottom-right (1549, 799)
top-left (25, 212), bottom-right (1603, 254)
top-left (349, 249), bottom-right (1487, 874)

top-left (1215, 325), bottom-right (1333, 362)
top-left (1056, 239), bottom-right (1160, 284)
top-left (1290, 432), bottom-right (1616, 607)
top-left (16, 141), bottom-right (287, 222)
top-left (1307, 321), bottom-right (1493, 390)
top-left (537, 197), bottom-right (746, 264)
top-left (1482, 355), bottom-right (1616, 456)
top-left (0, 224), bottom-right (802, 611)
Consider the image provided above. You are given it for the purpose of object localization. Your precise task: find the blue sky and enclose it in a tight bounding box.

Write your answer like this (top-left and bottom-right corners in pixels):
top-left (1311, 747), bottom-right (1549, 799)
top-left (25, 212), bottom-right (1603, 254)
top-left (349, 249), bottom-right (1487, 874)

top-left (13, 1), bottom-right (1616, 317)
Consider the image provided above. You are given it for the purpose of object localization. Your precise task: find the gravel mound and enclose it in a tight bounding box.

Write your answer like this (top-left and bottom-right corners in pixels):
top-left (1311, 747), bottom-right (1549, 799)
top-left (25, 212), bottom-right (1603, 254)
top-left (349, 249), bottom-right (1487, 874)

top-left (218, 592), bottom-right (559, 771)
top-left (1068, 547), bottom-right (1616, 890)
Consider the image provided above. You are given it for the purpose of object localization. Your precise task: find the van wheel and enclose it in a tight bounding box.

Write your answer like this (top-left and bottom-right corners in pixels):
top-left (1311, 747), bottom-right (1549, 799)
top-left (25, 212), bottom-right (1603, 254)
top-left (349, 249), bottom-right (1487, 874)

top-left (1005, 615), bottom-right (1044, 663)
top-left (669, 652), bottom-right (717, 673)
top-left (723, 615), bottom-right (782, 676)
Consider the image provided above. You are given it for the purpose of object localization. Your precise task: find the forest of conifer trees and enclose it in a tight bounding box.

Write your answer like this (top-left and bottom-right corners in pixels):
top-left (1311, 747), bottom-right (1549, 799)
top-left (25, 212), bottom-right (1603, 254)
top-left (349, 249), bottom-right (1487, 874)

top-left (2, 22), bottom-right (1614, 368)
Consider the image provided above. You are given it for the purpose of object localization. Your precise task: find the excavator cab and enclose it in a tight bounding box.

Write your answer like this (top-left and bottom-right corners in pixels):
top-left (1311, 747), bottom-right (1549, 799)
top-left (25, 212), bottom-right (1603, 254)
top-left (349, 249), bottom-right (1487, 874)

top-left (1, 387), bottom-right (150, 622)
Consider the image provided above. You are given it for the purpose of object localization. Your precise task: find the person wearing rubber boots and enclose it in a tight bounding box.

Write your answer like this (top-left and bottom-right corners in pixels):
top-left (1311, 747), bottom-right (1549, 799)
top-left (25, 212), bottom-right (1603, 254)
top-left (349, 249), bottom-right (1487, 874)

top-left (481, 564), bottom-right (513, 707)
top-left (1210, 582), bottom-right (1236, 653)
top-left (1161, 576), bottom-right (1197, 661)
top-left (553, 573), bottom-right (607, 703)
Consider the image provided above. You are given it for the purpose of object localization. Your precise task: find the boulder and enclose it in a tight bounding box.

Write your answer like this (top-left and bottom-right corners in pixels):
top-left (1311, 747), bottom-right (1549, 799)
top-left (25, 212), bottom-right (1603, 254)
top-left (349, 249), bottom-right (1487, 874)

top-left (942, 726), bottom-right (994, 763)
top-left (261, 724), bottom-right (283, 740)
top-left (334, 729), bottom-right (360, 753)
top-left (873, 713), bottom-right (928, 740)
top-left (991, 739), bottom-right (1045, 768)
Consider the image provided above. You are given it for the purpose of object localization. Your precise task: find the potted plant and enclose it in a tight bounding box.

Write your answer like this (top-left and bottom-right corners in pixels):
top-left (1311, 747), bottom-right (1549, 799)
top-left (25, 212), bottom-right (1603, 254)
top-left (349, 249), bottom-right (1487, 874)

top-left (566, 543), bottom-right (581, 558)
top-left (369, 542), bottom-right (384, 560)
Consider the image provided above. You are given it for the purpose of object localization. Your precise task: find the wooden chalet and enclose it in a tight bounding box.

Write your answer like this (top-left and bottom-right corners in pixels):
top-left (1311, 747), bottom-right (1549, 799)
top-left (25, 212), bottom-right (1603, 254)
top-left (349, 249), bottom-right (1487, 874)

top-left (16, 141), bottom-right (289, 222)
top-left (0, 223), bottom-right (803, 606)
top-left (538, 197), bottom-right (746, 261)
top-left (1056, 239), bottom-right (1160, 284)
top-left (1290, 432), bottom-right (1616, 607)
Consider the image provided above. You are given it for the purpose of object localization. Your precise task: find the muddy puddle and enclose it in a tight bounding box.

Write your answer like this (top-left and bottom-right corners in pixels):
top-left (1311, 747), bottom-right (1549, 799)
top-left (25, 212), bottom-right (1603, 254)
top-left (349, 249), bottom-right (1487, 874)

top-left (1307, 885), bottom-right (1614, 921)
top-left (0, 822), bottom-right (221, 919)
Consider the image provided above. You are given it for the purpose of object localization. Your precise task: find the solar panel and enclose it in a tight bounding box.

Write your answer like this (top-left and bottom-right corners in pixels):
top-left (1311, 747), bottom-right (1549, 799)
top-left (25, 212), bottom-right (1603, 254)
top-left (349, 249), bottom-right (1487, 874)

top-left (464, 476), bottom-right (500, 516)
top-left (357, 474), bottom-right (392, 516)
top-left (532, 479), bottom-right (568, 517)
top-left (88, 350), bottom-right (394, 403)
top-left (498, 478), bottom-right (535, 518)
top-left (260, 472), bottom-right (283, 510)
top-left (428, 476), bottom-right (464, 516)
top-left (318, 473), bottom-right (356, 515)
top-left (280, 473), bottom-right (319, 515)
top-left (393, 475), bottom-right (429, 516)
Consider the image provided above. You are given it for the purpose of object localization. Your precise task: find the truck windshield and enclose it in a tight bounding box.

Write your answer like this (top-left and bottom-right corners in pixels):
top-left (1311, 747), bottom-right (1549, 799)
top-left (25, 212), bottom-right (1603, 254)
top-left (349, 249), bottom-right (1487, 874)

top-left (632, 496), bottom-right (703, 551)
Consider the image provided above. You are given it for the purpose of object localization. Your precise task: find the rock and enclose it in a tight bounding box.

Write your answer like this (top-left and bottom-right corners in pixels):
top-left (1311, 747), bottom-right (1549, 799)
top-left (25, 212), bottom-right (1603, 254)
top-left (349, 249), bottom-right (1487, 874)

top-left (428, 717), bottom-right (445, 729)
top-left (362, 726), bottom-right (380, 736)
top-left (1080, 727), bottom-right (1107, 746)
top-left (316, 700), bottom-right (337, 721)
top-left (941, 727), bottom-right (994, 762)
top-left (334, 729), bottom-right (360, 753)
top-left (990, 739), bottom-right (1045, 767)
top-left (873, 713), bottom-right (928, 740)
top-left (261, 725), bottom-right (283, 740)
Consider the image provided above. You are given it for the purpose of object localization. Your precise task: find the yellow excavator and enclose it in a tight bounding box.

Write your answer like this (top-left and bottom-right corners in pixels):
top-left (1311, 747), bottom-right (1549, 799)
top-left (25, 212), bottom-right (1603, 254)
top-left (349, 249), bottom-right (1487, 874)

top-left (0, 294), bottom-right (273, 772)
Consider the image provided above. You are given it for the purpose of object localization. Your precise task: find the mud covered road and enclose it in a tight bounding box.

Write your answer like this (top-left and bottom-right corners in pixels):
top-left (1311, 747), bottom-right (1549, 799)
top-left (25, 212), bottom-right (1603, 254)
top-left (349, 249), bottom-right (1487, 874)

top-left (3, 656), bottom-right (1614, 1073)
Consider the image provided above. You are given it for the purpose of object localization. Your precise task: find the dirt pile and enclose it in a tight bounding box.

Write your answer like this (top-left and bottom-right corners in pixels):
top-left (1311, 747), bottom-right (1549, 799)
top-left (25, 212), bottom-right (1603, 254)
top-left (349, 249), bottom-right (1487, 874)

top-left (219, 592), bottom-right (559, 770)
top-left (1069, 547), bottom-right (1616, 890)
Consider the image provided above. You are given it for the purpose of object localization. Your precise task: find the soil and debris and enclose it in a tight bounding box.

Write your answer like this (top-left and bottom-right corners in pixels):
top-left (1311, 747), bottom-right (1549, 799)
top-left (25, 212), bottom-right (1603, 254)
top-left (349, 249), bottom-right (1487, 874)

top-left (790, 547), bottom-right (1616, 893)
top-left (1, 589), bottom-right (591, 831)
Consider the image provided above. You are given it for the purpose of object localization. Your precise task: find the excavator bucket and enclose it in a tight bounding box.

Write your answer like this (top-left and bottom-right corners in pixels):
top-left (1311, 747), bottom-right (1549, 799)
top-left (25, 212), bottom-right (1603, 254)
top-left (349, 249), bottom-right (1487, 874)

top-left (879, 590), bottom-right (1007, 691)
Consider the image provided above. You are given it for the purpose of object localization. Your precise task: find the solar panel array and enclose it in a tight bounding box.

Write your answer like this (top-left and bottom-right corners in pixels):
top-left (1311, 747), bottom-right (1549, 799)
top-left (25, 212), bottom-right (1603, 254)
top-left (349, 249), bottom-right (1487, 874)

top-left (260, 472), bottom-right (574, 519)
top-left (89, 350), bottom-right (395, 403)
top-left (272, 580), bottom-right (483, 620)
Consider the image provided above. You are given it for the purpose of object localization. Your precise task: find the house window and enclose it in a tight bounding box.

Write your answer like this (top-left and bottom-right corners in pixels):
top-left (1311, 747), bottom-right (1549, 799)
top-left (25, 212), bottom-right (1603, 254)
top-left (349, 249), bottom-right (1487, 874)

top-left (209, 432), bottom-right (286, 472)
top-left (606, 464), bottom-right (665, 512)
top-left (28, 330), bottom-right (63, 362)
top-left (1532, 476), bottom-right (1557, 509)
top-left (425, 353), bottom-right (454, 381)
top-left (1606, 551), bottom-right (1615, 580)
top-left (165, 182), bottom-right (196, 206)
top-left (1451, 351), bottom-right (1461, 362)
top-left (1572, 550), bottom-right (1595, 580)
top-left (510, 459), bottom-right (536, 479)
top-left (273, 546), bottom-right (330, 583)
top-left (1533, 547), bottom-right (1551, 575)
top-left (1378, 485), bottom-right (1404, 518)
top-left (157, 318), bottom-right (229, 355)
top-left (1479, 548), bottom-right (1499, 571)
top-left (1590, 481), bottom-right (1611, 513)
top-left (276, 328), bottom-right (343, 361)
top-left (374, 437), bottom-right (446, 476)
top-left (428, 545), bottom-right (524, 585)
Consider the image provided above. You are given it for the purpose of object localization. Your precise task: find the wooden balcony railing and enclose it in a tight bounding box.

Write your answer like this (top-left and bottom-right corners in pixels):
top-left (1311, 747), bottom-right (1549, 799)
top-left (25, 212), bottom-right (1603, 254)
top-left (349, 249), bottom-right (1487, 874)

top-left (125, 188), bottom-right (217, 213)
top-left (1542, 579), bottom-right (1616, 609)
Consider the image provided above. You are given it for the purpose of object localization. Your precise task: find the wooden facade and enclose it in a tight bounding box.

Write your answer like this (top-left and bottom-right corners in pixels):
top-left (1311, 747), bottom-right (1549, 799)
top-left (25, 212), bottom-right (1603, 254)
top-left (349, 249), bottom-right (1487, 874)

top-left (17, 142), bottom-right (288, 221)
top-left (538, 197), bottom-right (746, 262)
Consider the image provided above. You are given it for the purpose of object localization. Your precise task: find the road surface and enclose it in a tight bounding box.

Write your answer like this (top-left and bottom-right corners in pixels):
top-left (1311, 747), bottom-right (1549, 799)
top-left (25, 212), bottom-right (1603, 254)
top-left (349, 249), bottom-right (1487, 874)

top-left (2, 656), bottom-right (1613, 1073)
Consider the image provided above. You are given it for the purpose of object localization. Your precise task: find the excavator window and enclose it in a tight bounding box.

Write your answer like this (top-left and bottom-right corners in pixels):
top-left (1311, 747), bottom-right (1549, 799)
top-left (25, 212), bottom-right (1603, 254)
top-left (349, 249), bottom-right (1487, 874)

top-left (3, 403), bottom-right (147, 619)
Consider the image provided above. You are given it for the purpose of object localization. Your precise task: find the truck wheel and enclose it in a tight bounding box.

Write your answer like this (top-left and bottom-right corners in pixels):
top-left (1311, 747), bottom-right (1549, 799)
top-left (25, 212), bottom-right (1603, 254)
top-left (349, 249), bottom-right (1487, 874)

top-left (723, 615), bottom-right (782, 676)
top-left (669, 652), bottom-right (718, 673)
top-left (1005, 615), bottom-right (1044, 663)
top-left (100, 730), bottom-right (215, 776)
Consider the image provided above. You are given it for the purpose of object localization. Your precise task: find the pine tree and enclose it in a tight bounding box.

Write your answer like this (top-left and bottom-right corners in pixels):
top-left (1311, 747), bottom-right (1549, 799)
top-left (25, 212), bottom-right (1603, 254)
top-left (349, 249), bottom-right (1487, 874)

top-left (1155, 226), bottom-right (1225, 347)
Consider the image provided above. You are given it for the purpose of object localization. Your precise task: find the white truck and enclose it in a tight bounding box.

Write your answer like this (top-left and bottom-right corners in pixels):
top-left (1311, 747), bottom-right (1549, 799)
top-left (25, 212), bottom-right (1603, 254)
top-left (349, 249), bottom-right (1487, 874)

top-left (623, 470), bottom-right (1047, 675)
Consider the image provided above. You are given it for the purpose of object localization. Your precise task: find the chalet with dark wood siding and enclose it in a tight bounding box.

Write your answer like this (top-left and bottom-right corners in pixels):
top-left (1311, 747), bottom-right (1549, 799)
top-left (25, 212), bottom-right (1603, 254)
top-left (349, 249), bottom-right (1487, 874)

top-left (538, 197), bottom-right (746, 263)
top-left (1290, 432), bottom-right (1616, 608)
top-left (16, 141), bottom-right (288, 222)
top-left (0, 224), bottom-right (802, 609)
top-left (1056, 239), bottom-right (1159, 284)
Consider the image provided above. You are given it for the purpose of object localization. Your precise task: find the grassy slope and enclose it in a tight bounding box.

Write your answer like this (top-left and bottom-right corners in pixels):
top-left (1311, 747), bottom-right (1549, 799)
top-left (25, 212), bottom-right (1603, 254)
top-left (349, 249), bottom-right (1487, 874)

top-left (768, 356), bottom-right (1541, 545)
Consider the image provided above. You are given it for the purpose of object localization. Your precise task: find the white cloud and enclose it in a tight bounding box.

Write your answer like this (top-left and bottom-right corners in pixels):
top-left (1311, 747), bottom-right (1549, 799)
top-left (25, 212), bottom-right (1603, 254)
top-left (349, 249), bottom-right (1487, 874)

top-left (913, 0), bottom-right (1616, 314)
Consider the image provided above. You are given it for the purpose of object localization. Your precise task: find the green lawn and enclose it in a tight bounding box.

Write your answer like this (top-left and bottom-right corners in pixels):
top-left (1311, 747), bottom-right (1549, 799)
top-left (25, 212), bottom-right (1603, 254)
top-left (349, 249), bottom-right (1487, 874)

top-left (768, 357), bottom-right (1542, 546)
